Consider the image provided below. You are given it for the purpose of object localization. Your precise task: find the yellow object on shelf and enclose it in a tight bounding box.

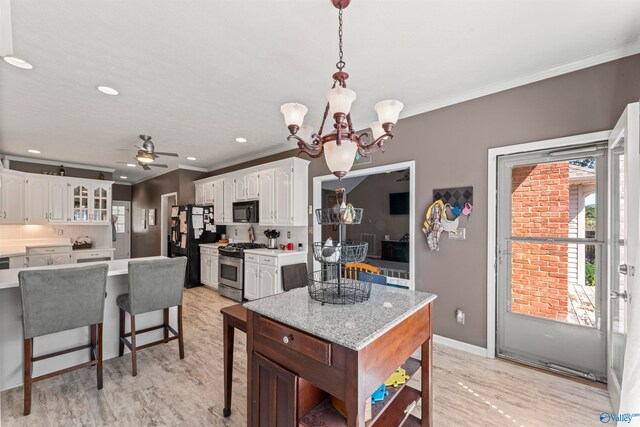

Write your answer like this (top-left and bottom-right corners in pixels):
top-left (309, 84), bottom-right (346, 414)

top-left (384, 367), bottom-right (410, 388)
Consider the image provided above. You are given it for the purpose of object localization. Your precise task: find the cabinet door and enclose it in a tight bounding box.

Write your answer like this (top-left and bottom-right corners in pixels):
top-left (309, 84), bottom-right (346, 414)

top-left (244, 262), bottom-right (260, 300)
top-left (210, 254), bottom-right (219, 289)
top-left (25, 177), bottom-right (49, 224)
top-left (213, 180), bottom-right (225, 223)
top-left (201, 254), bottom-right (211, 285)
top-left (260, 265), bottom-right (278, 298)
top-left (49, 180), bottom-right (69, 223)
top-left (223, 179), bottom-right (234, 223)
top-left (204, 182), bottom-right (214, 205)
top-left (51, 253), bottom-right (72, 265)
top-left (251, 353), bottom-right (298, 427)
top-left (1, 174), bottom-right (25, 223)
top-left (9, 256), bottom-right (26, 268)
top-left (70, 183), bottom-right (90, 222)
top-left (259, 169), bottom-right (274, 225)
top-left (274, 166), bottom-right (293, 225)
top-left (195, 183), bottom-right (204, 205)
top-left (27, 255), bottom-right (50, 267)
top-left (245, 171), bottom-right (260, 200)
top-left (91, 184), bottom-right (110, 223)
top-left (234, 176), bottom-right (246, 201)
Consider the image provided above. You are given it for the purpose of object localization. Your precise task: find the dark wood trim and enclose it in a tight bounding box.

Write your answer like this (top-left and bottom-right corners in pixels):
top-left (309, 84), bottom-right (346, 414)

top-left (23, 338), bottom-right (32, 416)
top-left (90, 324), bottom-right (97, 361)
top-left (130, 314), bottom-right (137, 376)
top-left (163, 307), bottom-right (169, 340)
top-left (223, 314), bottom-right (235, 417)
top-left (97, 323), bottom-right (103, 390)
top-left (422, 304), bottom-right (433, 427)
top-left (122, 324), bottom-right (166, 338)
top-left (32, 360), bottom-right (98, 383)
top-left (178, 305), bottom-right (184, 360)
top-left (31, 343), bottom-right (92, 362)
top-left (118, 308), bottom-right (125, 357)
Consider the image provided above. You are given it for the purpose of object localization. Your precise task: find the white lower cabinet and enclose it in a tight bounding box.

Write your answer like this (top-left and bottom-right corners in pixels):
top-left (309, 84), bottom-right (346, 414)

top-left (244, 261), bottom-right (260, 300)
top-left (200, 246), bottom-right (220, 289)
top-left (243, 251), bottom-right (307, 300)
top-left (25, 254), bottom-right (49, 267)
top-left (9, 256), bottom-right (26, 269)
top-left (26, 246), bottom-right (73, 267)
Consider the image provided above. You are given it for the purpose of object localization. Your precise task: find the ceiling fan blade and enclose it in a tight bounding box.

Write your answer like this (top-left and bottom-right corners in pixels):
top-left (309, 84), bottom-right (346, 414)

top-left (142, 164), bottom-right (151, 171)
top-left (148, 163), bottom-right (169, 168)
top-left (154, 152), bottom-right (179, 157)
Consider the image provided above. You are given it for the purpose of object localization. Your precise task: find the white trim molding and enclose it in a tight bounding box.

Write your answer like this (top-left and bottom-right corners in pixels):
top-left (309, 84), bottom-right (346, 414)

top-left (177, 164), bottom-right (209, 173)
top-left (486, 130), bottom-right (611, 359)
top-left (1, 154), bottom-right (116, 173)
top-left (433, 334), bottom-right (489, 358)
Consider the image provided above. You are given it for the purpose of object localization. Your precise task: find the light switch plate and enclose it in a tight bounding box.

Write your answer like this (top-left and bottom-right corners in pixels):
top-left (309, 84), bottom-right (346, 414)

top-left (308, 205), bottom-right (313, 215)
top-left (449, 228), bottom-right (465, 240)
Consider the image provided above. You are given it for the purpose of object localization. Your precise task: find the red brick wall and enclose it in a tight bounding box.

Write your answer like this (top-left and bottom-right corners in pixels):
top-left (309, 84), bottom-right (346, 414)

top-left (511, 163), bottom-right (569, 320)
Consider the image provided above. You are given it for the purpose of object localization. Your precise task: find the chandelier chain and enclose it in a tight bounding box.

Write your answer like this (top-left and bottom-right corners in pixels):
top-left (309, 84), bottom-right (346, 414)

top-left (337, 0), bottom-right (345, 71)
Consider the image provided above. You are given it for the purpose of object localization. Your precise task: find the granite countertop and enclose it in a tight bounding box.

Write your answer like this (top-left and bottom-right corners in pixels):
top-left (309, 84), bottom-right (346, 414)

top-left (244, 248), bottom-right (307, 257)
top-left (244, 286), bottom-right (436, 351)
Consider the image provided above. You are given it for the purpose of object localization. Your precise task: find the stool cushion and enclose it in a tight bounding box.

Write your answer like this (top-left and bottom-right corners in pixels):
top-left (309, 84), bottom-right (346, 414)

top-left (127, 257), bottom-right (188, 315)
top-left (19, 264), bottom-right (109, 339)
top-left (116, 293), bottom-right (131, 314)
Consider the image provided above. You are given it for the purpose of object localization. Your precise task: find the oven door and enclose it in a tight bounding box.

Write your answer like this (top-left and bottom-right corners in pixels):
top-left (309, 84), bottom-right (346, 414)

top-left (218, 255), bottom-right (243, 289)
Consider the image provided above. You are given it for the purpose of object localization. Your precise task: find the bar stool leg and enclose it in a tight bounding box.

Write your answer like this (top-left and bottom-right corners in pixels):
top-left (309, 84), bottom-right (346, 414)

top-left (118, 309), bottom-right (125, 357)
top-left (178, 305), bottom-right (184, 360)
top-left (23, 338), bottom-right (32, 416)
top-left (97, 323), bottom-right (104, 389)
top-left (163, 308), bottom-right (169, 341)
top-left (130, 314), bottom-right (137, 376)
top-left (90, 324), bottom-right (97, 361)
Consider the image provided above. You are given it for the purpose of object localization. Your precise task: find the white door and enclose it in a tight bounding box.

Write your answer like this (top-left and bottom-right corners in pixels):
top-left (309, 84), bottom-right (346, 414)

top-left (204, 182), bottom-right (214, 205)
top-left (259, 169), bottom-right (275, 224)
top-left (260, 265), bottom-right (278, 298)
top-left (49, 180), bottom-right (69, 223)
top-left (25, 177), bottom-right (49, 224)
top-left (51, 253), bottom-right (72, 265)
top-left (112, 201), bottom-right (131, 260)
top-left (223, 179), bottom-right (234, 223)
top-left (27, 255), bottom-right (49, 267)
top-left (234, 176), bottom-right (246, 201)
top-left (201, 254), bottom-right (211, 285)
top-left (246, 171), bottom-right (260, 200)
top-left (91, 184), bottom-right (110, 223)
top-left (70, 182), bottom-right (90, 222)
top-left (213, 180), bottom-right (225, 223)
top-left (274, 166), bottom-right (293, 225)
top-left (245, 262), bottom-right (260, 300)
top-left (1, 174), bottom-right (25, 223)
top-left (210, 253), bottom-right (219, 289)
top-left (607, 102), bottom-right (639, 410)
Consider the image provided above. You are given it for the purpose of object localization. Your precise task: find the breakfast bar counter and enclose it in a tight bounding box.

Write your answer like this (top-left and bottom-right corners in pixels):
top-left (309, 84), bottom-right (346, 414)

top-left (0, 256), bottom-right (174, 391)
top-left (244, 286), bottom-right (436, 426)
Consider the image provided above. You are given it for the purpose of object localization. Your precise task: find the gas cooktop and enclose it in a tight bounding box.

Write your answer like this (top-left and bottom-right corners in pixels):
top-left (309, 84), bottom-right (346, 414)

top-left (219, 242), bottom-right (267, 257)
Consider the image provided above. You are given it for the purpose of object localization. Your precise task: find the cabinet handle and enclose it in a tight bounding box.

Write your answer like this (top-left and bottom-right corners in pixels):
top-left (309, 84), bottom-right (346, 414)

top-left (3, 211), bottom-right (6, 218)
top-left (282, 334), bottom-right (293, 344)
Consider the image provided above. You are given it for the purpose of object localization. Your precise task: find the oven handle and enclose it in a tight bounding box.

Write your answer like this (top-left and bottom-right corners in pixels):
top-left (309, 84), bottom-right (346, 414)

top-left (219, 255), bottom-right (243, 266)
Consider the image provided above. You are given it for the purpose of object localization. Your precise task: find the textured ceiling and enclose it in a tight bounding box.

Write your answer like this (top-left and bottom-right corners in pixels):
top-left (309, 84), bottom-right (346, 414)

top-left (1, 0), bottom-right (640, 183)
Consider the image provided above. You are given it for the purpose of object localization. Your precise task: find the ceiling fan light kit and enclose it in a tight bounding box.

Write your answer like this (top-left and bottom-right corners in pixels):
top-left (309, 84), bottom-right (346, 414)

top-left (280, 0), bottom-right (403, 179)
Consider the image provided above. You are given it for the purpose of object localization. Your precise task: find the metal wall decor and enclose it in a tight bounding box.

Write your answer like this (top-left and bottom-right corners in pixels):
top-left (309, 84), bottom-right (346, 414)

top-left (433, 187), bottom-right (473, 209)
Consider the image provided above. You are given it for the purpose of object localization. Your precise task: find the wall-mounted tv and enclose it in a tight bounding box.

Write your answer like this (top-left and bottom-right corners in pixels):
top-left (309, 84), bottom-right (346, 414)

top-left (389, 192), bottom-right (409, 215)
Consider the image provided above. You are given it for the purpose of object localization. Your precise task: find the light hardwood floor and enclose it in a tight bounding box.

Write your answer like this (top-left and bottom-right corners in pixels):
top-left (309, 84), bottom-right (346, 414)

top-left (1, 287), bottom-right (611, 426)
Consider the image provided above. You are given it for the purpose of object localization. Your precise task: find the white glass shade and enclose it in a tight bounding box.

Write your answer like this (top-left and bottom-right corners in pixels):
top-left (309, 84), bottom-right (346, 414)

top-left (297, 124), bottom-right (315, 143)
top-left (324, 138), bottom-right (357, 175)
top-left (280, 103), bottom-right (308, 127)
top-left (136, 153), bottom-right (154, 163)
top-left (374, 99), bottom-right (404, 125)
top-left (326, 87), bottom-right (357, 115)
top-left (370, 121), bottom-right (385, 140)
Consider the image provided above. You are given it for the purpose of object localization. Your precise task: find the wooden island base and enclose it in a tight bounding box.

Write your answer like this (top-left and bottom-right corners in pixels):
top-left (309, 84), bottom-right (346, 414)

top-left (246, 302), bottom-right (433, 427)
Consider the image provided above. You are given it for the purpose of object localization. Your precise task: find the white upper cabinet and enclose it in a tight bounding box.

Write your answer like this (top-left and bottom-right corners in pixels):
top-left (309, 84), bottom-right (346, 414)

top-left (234, 175), bottom-right (246, 201)
top-left (49, 180), bottom-right (69, 223)
top-left (195, 183), bottom-right (205, 205)
top-left (259, 169), bottom-right (275, 224)
top-left (25, 176), bottom-right (49, 224)
top-left (91, 183), bottom-right (111, 223)
top-left (70, 182), bottom-right (91, 222)
top-left (223, 179), bottom-right (234, 224)
top-left (1, 173), bottom-right (25, 223)
top-left (203, 182), bottom-right (214, 205)
top-left (245, 171), bottom-right (260, 200)
top-left (274, 165), bottom-right (293, 225)
top-left (212, 179), bottom-right (225, 223)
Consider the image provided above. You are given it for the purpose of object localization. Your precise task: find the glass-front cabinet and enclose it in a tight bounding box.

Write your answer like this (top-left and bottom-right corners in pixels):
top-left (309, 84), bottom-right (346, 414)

top-left (92, 184), bottom-right (110, 223)
top-left (71, 183), bottom-right (90, 222)
top-left (69, 181), bottom-right (111, 223)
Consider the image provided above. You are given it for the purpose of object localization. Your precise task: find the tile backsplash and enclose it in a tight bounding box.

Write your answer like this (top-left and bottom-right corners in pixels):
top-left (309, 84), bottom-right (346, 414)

top-left (224, 225), bottom-right (308, 250)
top-left (0, 224), bottom-right (112, 248)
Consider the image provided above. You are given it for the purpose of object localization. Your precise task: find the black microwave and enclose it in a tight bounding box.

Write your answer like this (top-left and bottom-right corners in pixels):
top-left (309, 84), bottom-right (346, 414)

top-left (232, 200), bottom-right (259, 223)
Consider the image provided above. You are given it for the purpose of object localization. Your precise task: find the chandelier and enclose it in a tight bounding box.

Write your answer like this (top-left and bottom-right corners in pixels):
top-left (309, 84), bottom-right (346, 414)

top-left (279, 0), bottom-right (404, 179)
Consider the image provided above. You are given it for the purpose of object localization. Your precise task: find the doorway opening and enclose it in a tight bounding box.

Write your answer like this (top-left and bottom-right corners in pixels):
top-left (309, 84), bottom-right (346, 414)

top-left (161, 192), bottom-right (177, 257)
top-left (112, 201), bottom-right (131, 260)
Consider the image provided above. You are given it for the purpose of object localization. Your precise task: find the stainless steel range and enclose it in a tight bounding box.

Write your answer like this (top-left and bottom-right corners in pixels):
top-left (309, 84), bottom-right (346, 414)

top-left (218, 243), bottom-right (267, 302)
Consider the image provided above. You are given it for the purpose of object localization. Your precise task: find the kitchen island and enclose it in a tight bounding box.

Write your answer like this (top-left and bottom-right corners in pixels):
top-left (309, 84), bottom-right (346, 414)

top-left (244, 286), bottom-right (436, 426)
top-left (0, 256), bottom-right (175, 391)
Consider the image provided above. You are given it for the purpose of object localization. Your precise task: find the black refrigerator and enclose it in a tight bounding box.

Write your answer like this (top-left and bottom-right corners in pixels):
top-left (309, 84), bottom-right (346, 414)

top-left (169, 205), bottom-right (226, 288)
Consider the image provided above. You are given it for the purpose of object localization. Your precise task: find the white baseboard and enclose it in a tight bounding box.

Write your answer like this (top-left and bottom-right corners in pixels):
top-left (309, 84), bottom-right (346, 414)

top-left (433, 334), bottom-right (489, 358)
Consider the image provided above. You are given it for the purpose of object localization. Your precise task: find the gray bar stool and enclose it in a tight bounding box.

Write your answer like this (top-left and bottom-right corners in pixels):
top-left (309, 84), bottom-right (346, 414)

top-left (117, 257), bottom-right (187, 376)
top-left (18, 264), bottom-right (109, 416)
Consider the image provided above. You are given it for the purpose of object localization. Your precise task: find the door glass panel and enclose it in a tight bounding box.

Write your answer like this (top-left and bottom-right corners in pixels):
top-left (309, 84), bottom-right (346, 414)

top-left (512, 159), bottom-right (597, 238)
top-left (511, 241), bottom-right (598, 327)
top-left (611, 141), bottom-right (626, 380)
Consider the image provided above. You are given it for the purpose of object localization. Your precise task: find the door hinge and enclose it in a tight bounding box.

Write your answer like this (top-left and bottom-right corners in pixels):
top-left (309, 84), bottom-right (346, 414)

top-left (619, 264), bottom-right (636, 277)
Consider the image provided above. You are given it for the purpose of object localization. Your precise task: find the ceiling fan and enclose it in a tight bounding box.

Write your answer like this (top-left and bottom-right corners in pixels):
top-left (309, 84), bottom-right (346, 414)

top-left (117, 135), bottom-right (179, 171)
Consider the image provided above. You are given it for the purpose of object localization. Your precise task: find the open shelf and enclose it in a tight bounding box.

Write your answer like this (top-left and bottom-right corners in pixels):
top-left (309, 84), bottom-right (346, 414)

top-left (299, 357), bottom-right (422, 427)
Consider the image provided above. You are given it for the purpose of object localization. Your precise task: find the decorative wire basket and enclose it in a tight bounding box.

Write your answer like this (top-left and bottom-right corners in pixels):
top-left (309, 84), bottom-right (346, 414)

top-left (312, 241), bottom-right (368, 264)
top-left (307, 265), bottom-right (373, 304)
top-left (315, 208), bottom-right (363, 225)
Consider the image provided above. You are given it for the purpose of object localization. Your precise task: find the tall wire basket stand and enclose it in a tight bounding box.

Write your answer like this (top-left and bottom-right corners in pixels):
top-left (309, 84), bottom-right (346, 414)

top-left (309, 188), bottom-right (372, 304)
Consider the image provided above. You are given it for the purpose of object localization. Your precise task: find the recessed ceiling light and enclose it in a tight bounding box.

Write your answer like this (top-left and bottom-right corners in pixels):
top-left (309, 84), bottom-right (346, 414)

top-left (3, 56), bottom-right (33, 70)
top-left (187, 156), bottom-right (197, 161)
top-left (119, 176), bottom-right (127, 179)
top-left (27, 149), bottom-right (41, 154)
top-left (96, 85), bottom-right (119, 96)
top-left (235, 137), bottom-right (247, 143)
top-left (126, 163), bottom-right (137, 167)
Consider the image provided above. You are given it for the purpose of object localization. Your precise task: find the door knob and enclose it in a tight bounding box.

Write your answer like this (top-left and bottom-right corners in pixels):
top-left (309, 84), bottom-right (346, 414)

top-left (610, 290), bottom-right (628, 301)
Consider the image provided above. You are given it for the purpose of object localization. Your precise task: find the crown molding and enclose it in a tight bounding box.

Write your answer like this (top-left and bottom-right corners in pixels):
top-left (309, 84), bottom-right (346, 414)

top-left (1, 154), bottom-right (116, 173)
top-left (113, 181), bottom-right (132, 186)
top-left (206, 144), bottom-right (296, 174)
top-left (177, 164), bottom-right (209, 172)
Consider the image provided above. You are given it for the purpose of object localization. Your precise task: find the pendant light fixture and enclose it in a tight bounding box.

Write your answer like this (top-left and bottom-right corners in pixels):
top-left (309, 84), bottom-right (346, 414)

top-left (280, 0), bottom-right (404, 179)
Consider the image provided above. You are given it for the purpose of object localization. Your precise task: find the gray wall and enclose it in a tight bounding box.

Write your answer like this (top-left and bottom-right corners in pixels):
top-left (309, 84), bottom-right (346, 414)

top-left (211, 54), bottom-right (640, 348)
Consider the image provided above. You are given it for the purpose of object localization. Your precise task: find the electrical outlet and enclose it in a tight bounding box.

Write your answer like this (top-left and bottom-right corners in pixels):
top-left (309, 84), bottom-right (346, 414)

top-left (234, 229), bottom-right (238, 236)
top-left (287, 231), bottom-right (291, 239)
top-left (57, 229), bottom-right (63, 236)
top-left (449, 228), bottom-right (466, 240)
top-left (308, 205), bottom-right (313, 215)
top-left (456, 309), bottom-right (465, 325)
